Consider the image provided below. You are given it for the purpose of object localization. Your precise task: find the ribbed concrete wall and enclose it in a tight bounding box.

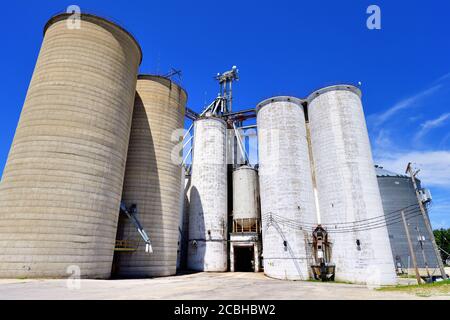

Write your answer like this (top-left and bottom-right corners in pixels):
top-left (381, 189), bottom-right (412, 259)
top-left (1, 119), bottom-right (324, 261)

top-left (0, 14), bottom-right (141, 278)
top-left (188, 117), bottom-right (228, 272)
top-left (114, 76), bottom-right (187, 277)
top-left (375, 170), bottom-right (439, 270)
top-left (257, 97), bottom-right (317, 280)
top-left (307, 85), bottom-right (396, 285)
top-left (233, 166), bottom-right (260, 228)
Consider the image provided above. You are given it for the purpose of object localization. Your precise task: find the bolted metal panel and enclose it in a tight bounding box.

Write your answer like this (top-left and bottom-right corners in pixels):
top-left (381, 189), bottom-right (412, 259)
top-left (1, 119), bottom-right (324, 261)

top-left (188, 117), bottom-right (228, 272)
top-left (257, 97), bottom-right (317, 280)
top-left (375, 168), bottom-right (439, 271)
top-left (114, 76), bottom-right (187, 277)
top-left (232, 165), bottom-right (260, 229)
top-left (0, 14), bottom-right (142, 278)
top-left (307, 85), bottom-right (397, 285)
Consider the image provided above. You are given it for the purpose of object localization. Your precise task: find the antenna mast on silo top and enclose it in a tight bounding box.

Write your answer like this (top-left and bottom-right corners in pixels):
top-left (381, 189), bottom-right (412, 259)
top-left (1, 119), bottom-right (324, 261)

top-left (215, 66), bottom-right (239, 113)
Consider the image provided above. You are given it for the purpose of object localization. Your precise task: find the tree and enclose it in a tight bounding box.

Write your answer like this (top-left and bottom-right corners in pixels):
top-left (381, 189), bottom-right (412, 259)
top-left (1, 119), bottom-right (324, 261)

top-left (433, 228), bottom-right (450, 265)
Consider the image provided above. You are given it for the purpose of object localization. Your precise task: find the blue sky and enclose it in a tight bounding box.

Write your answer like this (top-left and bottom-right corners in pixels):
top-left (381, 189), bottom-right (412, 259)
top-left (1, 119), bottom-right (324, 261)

top-left (0, 1), bottom-right (449, 228)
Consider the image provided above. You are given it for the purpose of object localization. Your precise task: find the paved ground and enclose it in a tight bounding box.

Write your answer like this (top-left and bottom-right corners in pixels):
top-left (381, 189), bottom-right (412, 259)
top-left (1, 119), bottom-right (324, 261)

top-left (0, 272), bottom-right (448, 300)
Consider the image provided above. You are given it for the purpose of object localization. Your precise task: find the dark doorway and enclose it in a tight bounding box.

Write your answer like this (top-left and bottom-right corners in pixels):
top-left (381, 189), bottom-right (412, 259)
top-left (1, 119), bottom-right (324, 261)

top-left (234, 246), bottom-right (254, 272)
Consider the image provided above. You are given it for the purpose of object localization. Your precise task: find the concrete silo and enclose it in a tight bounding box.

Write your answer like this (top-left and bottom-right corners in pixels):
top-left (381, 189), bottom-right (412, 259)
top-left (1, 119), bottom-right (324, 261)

top-left (188, 117), bottom-right (228, 272)
top-left (230, 165), bottom-right (261, 272)
top-left (114, 75), bottom-right (187, 277)
top-left (375, 165), bottom-right (439, 274)
top-left (257, 97), bottom-right (317, 280)
top-left (307, 85), bottom-right (396, 285)
top-left (0, 13), bottom-right (142, 278)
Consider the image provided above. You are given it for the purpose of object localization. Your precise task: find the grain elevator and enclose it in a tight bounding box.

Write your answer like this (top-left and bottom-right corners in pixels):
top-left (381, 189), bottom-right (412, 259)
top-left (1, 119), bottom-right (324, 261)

top-left (2, 11), bottom-right (445, 285)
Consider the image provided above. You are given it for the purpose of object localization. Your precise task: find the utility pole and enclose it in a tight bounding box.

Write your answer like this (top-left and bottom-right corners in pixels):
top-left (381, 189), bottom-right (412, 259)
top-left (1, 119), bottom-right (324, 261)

top-left (406, 162), bottom-right (448, 280)
top-left (415, 226), bottom-right (431, 279)
top-left (401, 210), bottom-right (422, 284)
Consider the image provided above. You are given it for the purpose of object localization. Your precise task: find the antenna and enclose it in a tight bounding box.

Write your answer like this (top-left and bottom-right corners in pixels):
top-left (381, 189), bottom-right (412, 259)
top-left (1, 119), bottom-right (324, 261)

top-left (163, 68), bottom-right (183, 81)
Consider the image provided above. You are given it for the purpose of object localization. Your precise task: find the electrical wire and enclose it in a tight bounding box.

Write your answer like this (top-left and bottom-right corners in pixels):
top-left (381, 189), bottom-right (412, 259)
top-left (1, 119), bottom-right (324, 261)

top-left (268, 203), bottom-right (420, 228)
top-left (262, 204), bottom-right (425, 234)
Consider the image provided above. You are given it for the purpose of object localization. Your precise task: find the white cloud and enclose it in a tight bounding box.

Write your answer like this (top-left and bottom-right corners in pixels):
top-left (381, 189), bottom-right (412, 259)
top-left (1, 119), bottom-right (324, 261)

top-left (433, 72), bottom-right (450, 84)
top-left (428, 199), bottom-right (450, 229)
top-left (368, 84), bottom-right (442, 126)
top-left (374, 129), bottom-right (392, 148)
top-left (414, 112), bottom-right (450, 141)
top-left (373, 150), bottom-right (450, 189)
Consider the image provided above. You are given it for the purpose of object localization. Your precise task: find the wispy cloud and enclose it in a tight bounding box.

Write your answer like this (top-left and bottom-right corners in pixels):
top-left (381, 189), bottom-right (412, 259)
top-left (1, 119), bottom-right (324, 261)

top-left (373, 150), bottom-right (450, 189)
top-left (369, 84), bottom-right (442, 126)
top-left (433, 72), bottom-right (450, 84)
top-left (414, 112), bottom-right (450, 141)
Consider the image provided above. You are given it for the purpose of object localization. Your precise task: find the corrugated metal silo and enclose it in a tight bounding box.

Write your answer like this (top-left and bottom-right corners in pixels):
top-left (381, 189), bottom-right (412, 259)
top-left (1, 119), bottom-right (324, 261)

top-left (232, 165), bottom-right (260, 229)
top-left (375, 166), bottom-right (439, 273)
top-left (0, 13), bottom-right (142, 278)
top-left (114, 75), bottom-right (187, 277)
top-left (187, 117), bottom-right (228, 272)
top-left (257, 97), bottom-right (317, 280)
top-left (307, 85), bottom-right (396, 285)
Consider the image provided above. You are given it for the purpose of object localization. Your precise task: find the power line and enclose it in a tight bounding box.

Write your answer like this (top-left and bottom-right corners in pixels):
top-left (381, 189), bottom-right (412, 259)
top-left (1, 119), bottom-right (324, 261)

top-left (263, 204), bottom-right (420, 229)
top-left (262, 206), bottom-right (424, 234)
top-left (263, 203), bottom-right (419, 228)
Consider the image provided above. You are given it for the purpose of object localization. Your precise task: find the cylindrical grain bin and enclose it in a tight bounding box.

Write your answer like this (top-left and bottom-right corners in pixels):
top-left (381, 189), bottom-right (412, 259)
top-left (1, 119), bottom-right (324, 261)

top-left (307, 85), bottom-right (396, 285)
top-left (257, 97), bottom-right (317, 280)
top-left (114, 75), bottom-right (187, 277)
top-left (187, 117), bottom-right (228, 272)
top-left (232, 165), bottom-right (260, 231)
top-left (375, 165), bottom-right (439, 273)
top-left (0, 13), bottom-right (142, 278)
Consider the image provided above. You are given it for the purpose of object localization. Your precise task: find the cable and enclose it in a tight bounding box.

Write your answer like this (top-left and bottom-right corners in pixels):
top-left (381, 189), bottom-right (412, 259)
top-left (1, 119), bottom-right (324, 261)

top-left (263, 207), bottom-right (424, 234)
top-left (263, 203), bottom-right (420, 228)
top-left (262, 203), bottom-right (420, 229)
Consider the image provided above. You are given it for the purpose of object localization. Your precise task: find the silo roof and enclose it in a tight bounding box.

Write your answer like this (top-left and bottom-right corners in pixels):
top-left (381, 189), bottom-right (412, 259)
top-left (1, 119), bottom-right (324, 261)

top-left (375, 165), bottom-right (408, 178)
top-left (44, 13), bottom-right (143, 65)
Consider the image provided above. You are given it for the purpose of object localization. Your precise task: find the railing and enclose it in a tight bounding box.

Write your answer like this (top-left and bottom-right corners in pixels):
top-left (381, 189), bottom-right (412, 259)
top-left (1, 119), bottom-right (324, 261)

top-left (233, 218), bottom-right (261, 233)
top-left (114, 240), bottom-right (139, 252)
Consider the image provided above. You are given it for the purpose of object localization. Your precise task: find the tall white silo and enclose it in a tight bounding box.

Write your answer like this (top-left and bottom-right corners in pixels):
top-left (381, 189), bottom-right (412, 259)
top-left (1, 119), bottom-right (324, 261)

top-left (187, 117), bottom-right (228, 271)
top-left (257, 97), bottom-right (317, 280)
top-left (307, 85), bottom-right (397, 285)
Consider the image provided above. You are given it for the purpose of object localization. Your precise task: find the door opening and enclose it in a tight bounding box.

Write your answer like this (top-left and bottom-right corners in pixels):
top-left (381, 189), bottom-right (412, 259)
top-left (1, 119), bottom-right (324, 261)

top-left (234, 246), bottom-right (254, 272)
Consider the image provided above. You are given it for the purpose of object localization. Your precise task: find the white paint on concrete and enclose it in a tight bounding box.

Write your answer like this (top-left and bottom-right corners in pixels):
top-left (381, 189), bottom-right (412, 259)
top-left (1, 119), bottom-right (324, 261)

top-left (307, 85), bottom-right (397, 285)
top-left (188, 117), bottom-right (228, 271)
top-left (257, 97), bottom-right (317, 280)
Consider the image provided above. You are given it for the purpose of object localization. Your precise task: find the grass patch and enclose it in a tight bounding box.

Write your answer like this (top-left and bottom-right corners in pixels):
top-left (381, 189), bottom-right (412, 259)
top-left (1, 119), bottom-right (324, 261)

top-left (398, 274), bottom-right (418, 279)
top-left (377, 279), bottom-right (450, 297)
